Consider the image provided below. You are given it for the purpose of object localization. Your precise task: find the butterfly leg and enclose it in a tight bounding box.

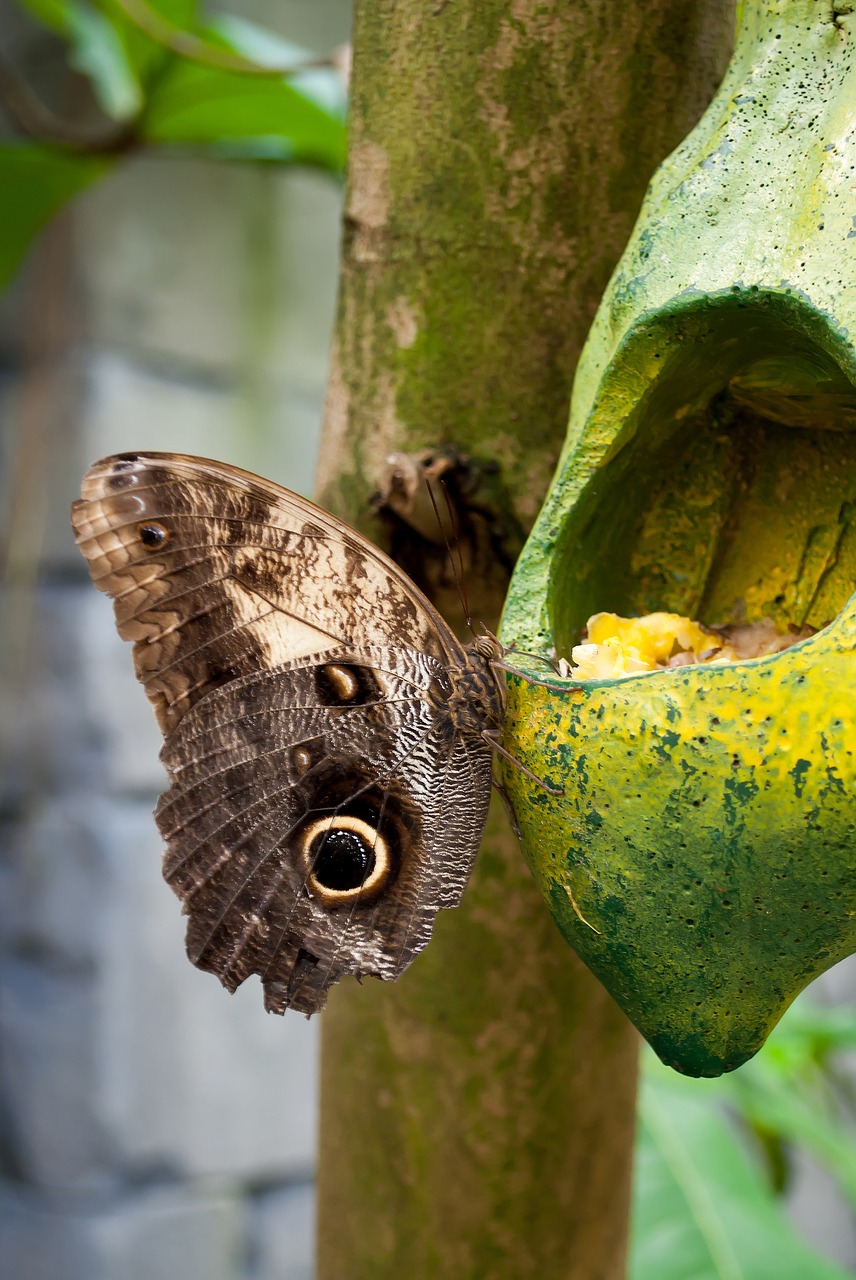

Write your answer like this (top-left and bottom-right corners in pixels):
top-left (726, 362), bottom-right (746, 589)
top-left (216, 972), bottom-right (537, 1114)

top-left (481, 731), bottom-right (563, 796)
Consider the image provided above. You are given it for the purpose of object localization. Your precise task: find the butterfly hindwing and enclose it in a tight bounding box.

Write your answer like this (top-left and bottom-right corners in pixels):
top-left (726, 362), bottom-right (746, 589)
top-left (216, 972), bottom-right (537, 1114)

top-left (155, 647), bottom-right (493, 1013)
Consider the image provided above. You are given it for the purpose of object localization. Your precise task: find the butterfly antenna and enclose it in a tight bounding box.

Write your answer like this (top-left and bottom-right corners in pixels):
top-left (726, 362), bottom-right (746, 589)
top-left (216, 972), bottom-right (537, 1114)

top-left (440, 478), bottom-right (471, 624)
top-left (425, 477), bottom-right (472, 632)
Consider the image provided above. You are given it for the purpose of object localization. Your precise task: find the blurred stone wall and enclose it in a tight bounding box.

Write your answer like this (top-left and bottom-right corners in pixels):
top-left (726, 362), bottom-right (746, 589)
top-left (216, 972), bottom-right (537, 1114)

top-left (0, 3), bottom-right (351, 1277)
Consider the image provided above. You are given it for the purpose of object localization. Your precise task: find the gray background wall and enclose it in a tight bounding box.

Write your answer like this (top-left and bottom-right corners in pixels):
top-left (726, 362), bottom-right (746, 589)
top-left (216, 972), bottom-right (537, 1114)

top-left (0, 3), bottom-right (351, 1276)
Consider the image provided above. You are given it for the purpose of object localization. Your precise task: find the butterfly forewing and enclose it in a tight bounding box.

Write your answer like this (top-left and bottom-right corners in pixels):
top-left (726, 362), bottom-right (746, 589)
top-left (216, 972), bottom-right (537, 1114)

top-left (71, 453), bottom-right (459, 733)
top-left (71, 453), bottom-right (503, 1013)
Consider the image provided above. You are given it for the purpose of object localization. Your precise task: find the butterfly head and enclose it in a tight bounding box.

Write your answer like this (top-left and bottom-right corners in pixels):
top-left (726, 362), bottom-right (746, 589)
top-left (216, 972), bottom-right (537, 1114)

top-left (471, 631), bottom-right (503, 663)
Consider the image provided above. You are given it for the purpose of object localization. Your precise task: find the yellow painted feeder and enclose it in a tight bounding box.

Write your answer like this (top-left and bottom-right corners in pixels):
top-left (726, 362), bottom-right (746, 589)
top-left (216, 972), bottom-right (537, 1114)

top-left (500, 0), bottom-right (856, 1077)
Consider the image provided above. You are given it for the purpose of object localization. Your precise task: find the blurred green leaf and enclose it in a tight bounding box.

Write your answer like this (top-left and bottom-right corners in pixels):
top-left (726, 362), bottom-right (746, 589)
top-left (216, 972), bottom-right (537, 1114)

top-left (141, 55), bottom-right (346, 171)
top-left (718, 1002), bottom-right (856, 1206)
top-left (0, 144), bottom-right (111, 289)
top-left (17, 0), bottom-right (143, 117)
top-left (97, 0), bottom-right (198, 83)
top-left (109, 0), bottom-right (197, 31)
top-left (18, 0), bottom-right (69, 33)
top-left (730, 1067), bottom-right (856, 1205)
top-left (760, 1000), bottom-right (856, 1062)
top-left (21, 0), bottom-right (198, 85)
top-left (13, 1), bottom-right (346, 169)
top-left (632, 1073), bottom-right (853, 1280)
top-left (207, 16), bottom-right (347, 118)
top-left (67, 4), bottom-right (143, 119)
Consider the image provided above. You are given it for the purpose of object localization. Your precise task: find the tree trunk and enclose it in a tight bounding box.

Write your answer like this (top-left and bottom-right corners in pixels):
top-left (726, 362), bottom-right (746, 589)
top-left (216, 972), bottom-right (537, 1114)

top-left (315, 3), bottom-right (735, 1277)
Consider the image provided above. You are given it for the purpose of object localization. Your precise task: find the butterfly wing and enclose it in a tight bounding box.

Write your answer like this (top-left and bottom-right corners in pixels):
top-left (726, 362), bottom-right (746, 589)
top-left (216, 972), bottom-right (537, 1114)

top-left (71, 452), bottom-right (496, 1013)
top-left (71, 451), bottom-right (459, 733)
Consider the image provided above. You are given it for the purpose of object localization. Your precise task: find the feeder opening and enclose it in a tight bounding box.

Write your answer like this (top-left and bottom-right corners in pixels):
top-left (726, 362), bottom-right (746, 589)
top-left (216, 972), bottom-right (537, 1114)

top-left (550, 295), bottom-right (856, 669)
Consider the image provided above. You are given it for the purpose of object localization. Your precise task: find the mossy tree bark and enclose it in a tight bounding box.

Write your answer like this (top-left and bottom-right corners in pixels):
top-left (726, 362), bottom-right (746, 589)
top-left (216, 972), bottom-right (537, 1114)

top-left (315, 3), bottom-right (735, 1277)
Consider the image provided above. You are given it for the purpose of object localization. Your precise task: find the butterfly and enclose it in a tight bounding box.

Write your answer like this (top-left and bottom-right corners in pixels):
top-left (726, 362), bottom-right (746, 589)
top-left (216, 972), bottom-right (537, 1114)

top-left (71, 452), bottom-right (508, 1014)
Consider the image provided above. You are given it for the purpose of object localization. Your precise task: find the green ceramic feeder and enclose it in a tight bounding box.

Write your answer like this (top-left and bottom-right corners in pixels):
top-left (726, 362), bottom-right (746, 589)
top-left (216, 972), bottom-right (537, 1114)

top-left (500, 0), bottom-right (856, 1077)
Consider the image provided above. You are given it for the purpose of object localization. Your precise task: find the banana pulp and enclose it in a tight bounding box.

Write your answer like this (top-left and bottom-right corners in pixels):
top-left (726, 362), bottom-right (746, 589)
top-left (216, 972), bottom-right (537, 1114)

top-left (566, 612), bottom-right (816, 681)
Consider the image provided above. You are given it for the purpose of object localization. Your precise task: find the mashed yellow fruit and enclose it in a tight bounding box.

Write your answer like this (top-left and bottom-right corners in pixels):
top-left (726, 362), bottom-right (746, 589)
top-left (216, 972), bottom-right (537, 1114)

top-left (565, 612), bottom-right (815, 681)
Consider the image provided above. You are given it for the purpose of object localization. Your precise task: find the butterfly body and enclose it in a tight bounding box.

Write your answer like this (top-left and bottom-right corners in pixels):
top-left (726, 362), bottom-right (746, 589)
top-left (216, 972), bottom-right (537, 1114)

top-left (72, 453), bottom-right (504, 1014)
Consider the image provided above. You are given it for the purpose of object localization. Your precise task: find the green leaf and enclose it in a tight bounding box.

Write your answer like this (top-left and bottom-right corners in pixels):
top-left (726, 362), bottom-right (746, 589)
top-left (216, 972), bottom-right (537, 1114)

top-left (125, 0), bottom-right (196, 25)
top-left (16, 1), bottom-right (346, 171)
top-left (717, 1001), bottom-right (856, 1207)
top-left (733, 1068), bottom-right (856, 1205)
top-left (18, 0), bottom-right (69, 33)
top-left (206, 16), bottom-right (347, 119)
top-left (17, 0), bottom-right (143, 117)
top-left (762, 998), bottom-right (856, 1061)
top-left (66, 4), bottom-right (143, 120)
top-left (0, 144), bottom-right (111, 289)
top-left (631, 1074), bottom-right (852, 1280)
top-left (96, 0), bottom-right (198, 83)
top-left (140, 56), bottom-right (346, 171)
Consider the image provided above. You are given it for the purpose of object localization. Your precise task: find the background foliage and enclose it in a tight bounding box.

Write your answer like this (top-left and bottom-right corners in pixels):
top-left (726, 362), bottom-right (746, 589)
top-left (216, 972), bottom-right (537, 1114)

top-left (3, 4), bottom-right (855, 1277)
top-left (0, 0), bottom-right (346, 288)
top-left (633, 999), bottom-right (856, 1278)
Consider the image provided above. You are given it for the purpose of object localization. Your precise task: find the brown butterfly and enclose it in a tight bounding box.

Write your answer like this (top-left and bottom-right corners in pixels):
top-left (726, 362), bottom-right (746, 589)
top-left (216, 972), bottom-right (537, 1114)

top-left (71, 452), bottom-right (507, 1014)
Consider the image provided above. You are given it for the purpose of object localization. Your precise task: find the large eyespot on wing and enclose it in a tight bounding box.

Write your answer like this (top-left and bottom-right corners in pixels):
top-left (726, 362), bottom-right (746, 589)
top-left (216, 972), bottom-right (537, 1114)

top-left (71, 452), bottom-right (464, 735)
top-left (152, 649), bottom-right (494, 1015)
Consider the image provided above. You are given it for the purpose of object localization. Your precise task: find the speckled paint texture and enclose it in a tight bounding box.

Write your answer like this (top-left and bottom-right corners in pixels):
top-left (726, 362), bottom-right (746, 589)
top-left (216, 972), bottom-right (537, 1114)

top-left (501, 0), bottom-right (856, 1076)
